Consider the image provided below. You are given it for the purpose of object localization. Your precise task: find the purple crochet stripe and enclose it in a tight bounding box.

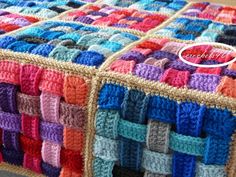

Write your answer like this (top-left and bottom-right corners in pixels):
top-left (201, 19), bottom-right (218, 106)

top-left (112, 24), bottom-right (129, 28)
top-left (169, 61), bottom-right (196, 73)
top-left (76, 16), bottom-right (94, 24)
top-left (0, 83), bottom-right (18, 114)
top-left (188, 73), bottom-right (221, 92)
top-left (133, 63), bottom-right (163, 81)
top-left (120, 51), bottom-right (146, 63)
top-left (150, 51), bottom-right (179, 61)
top-left (0, 112), bottom-right (21, 132)
top-left (0, 10), bottom-right (10, 16)
top-left (126, 16), bottom-right (143, 22)
top-left (88, 11), bottom-right (108, 17)
top-left (12, 18), bottom-right (31, 27)
top-left (40, 121), bottom-right (63, 144)
top-left (3, 130), bottom-right (21, 151)
top-left (223, 69), bottom-right (236, 78)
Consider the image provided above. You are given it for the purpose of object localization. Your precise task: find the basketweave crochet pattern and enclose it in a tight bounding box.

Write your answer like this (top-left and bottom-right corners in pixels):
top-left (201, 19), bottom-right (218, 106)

top-left (0, 10), bottom-right (39, 34)
top-left (0, 20), bottom-right (139, 177)
top-left (101, 0), bottom-right (187, 15)
top-left (155, 17), bottom-right (236, 45)
top-left (0, 0), bottom-right (86, 19)
top-left (0, 0), bottom-right (235, 177)
top-left (183, 2), bottom-right (236, 24)
top-left (58, 4), bottom-right (168, 32)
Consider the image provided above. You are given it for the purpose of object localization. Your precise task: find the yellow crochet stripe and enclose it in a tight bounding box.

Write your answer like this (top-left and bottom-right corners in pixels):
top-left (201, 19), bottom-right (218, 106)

top-left (0, 162), bottom-right (45, 177)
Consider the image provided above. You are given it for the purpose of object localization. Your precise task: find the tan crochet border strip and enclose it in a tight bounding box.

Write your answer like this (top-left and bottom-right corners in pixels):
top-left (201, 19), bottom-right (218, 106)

top-left (0, 162), bottom-right (45, 177)
top-left (85, 76), bottom-right (101, 177)
top-left (227, 132), bottom-right (236, 177)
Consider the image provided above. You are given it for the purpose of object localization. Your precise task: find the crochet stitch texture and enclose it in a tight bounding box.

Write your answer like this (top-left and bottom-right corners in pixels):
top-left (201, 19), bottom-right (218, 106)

top-left (0, 0), bottom-right (235, 177)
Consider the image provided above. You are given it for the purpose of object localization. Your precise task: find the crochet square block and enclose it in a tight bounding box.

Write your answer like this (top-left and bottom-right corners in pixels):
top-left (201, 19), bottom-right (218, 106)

top-left (89, 77), bottom-right (236, 177)
top-left (58, 4), bottom-right (168, 33)
top-left (183, 2), bottom-right (236, 24)
top-left (155, 16), bottom-right (236, 45)
top-left (0, 0), bottom-right (86, 19)
top-left (0, 20), bottom-right (139, 176)
top-left (100, 0), bottom-right (187, 16)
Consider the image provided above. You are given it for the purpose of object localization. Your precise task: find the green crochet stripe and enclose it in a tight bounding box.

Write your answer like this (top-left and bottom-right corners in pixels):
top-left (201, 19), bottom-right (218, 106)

top-left (118, 119), bottom-right (147, 142)
top-left (169, 131), bottom-right (206, 156)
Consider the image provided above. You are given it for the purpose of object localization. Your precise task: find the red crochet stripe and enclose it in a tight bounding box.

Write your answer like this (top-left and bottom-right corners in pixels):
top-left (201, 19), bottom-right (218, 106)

top-left (21, 114), bottom-right (40, 140)
top-left (60, 148), bottom-right (83, 173)
top-left (136, 40), bottom-right (163, 51)
top-left (24, 16), bottom-right (39, 23)
top-left (23, 153), bottom-right (42, 174)
top-left (20, 135), bottom-right (42, 158)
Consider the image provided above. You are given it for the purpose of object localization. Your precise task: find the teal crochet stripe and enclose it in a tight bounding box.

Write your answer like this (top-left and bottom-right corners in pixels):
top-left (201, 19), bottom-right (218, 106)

top-left (169, 131), bottom-right (206, 156)
top-left (93, 135), bottom-right (118, 161)
top-left (118, 119), bottom-right (147, 142)
top-left (142, 149), bottom-right (172, 175)
top-left (142, 149), bottom-right (226, 176)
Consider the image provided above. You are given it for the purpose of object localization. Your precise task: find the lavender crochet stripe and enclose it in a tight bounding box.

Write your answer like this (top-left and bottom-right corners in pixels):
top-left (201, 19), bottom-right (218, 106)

top-left (0, 112), bottom-right (21, 132)
top-left (40, 121), bottom-right (63, 144)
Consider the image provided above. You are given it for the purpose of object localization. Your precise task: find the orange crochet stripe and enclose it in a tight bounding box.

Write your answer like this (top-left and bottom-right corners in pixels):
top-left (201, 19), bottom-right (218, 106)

top-left (59, 167), bottom-right (82, 177)
top-left (63, 127), bottom-right (84, 152)
top-left (63, 75), bottom-right (88, 107)
top-left (217, 76), bottom-right (236, 99)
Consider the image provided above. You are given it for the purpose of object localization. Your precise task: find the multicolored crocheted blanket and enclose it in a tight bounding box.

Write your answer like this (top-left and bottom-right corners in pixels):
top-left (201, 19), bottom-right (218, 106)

top-left (0, 0), bottom-right (235, 177)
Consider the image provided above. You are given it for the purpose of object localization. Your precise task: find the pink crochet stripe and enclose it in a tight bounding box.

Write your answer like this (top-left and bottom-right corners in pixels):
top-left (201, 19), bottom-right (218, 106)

top-left (40, 92), bottom-right (61, 123)
top-left (0, 61), bottom-right (20, 85)
top-left (42, 141), bottom-right (61, 168)
top-left (109, 60), bottom-right (136, 74)
top-left (20, 64), bottom-right (43, 96)
top-left (23, 153), bottom-right (42, 174)
top-left (39, 70), bottom-right (64, 96)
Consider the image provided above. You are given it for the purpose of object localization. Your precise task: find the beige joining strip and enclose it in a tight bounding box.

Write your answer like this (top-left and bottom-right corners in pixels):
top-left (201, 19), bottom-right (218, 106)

top-left (0, 163), bottom-right (45, 177)
top-left (227, 133), bottom-right (236, 177)
top-left (84, 76), bottom-right (102, 177)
